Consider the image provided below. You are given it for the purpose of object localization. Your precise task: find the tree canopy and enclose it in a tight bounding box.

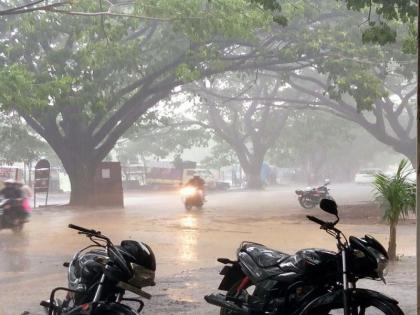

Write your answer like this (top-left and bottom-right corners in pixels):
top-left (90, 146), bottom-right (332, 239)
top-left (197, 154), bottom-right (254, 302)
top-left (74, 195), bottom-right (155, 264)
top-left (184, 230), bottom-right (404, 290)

top-left (0, 0), bottom-right (294, 204)
top-left (185, 74), bottom-right (289, 188)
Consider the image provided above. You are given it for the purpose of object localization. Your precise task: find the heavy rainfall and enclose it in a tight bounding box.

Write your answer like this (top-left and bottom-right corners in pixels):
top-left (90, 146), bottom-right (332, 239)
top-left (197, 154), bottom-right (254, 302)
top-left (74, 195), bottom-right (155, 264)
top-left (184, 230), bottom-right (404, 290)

top-left (0, 1), bottom-right (417, 315)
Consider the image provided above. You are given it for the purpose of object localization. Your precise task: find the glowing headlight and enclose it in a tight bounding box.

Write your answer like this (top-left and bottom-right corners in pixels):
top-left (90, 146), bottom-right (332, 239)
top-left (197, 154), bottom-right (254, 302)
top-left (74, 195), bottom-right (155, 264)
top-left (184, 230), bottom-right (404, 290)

top-left (369, 247), bottom-right (388, 278)
top-left (128, 263), bottom-right (155, 288)
top-left (180, 186), bottom-right (197, 197)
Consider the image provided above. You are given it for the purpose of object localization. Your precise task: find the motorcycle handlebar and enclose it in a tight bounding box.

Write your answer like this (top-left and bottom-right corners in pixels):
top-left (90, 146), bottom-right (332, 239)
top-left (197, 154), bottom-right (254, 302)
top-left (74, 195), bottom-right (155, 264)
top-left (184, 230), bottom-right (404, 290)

top-left (68, 224), bottom-right (101, 236)
top-left (306, 215), bottom-right (327, 226)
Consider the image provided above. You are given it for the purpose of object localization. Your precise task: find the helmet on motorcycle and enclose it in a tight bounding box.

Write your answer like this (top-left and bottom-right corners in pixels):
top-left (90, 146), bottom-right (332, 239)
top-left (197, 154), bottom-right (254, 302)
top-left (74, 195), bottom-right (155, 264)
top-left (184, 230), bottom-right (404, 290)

top-left (120, 240), bottom-right (156, 272)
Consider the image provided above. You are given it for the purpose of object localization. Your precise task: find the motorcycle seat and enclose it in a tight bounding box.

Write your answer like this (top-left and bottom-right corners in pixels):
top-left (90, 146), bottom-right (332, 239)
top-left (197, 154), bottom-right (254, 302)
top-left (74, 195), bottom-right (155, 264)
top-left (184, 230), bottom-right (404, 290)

top-left (240, 242), bottom-right (290, 268)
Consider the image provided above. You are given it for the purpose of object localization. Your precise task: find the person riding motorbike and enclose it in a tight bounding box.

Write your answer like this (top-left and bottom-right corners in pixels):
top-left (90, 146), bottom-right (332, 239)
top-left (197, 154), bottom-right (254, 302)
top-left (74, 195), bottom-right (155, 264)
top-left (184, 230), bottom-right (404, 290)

top-left (1, 179), bottom-right (24, 199)
top-left (0, 179), bottom-right (30, 222)
top-left (186, 175), bottom-right (205, 192)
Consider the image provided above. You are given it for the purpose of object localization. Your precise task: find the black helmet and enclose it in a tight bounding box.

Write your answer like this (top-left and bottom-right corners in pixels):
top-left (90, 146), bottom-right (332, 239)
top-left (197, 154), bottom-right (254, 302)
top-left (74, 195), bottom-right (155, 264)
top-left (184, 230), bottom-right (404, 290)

top-left (120, 240), bottom-right (156, 271)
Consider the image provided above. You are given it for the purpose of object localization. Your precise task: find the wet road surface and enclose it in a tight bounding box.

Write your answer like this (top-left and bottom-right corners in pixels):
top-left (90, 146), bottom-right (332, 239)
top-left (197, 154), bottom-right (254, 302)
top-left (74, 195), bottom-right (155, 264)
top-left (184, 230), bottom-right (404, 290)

top-left (0, 184), bottom-right (415, 314)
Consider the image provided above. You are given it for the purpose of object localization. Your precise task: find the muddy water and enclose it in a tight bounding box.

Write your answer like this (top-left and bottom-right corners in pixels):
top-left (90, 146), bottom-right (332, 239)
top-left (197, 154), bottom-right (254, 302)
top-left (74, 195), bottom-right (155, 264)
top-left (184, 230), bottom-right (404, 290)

top-left (0, 186), bottom-right (416, 314)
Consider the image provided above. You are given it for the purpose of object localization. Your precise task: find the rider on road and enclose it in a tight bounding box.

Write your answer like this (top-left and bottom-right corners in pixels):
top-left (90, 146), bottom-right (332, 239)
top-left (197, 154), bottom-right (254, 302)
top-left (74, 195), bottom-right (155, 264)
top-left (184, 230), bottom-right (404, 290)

top-left (186, 175), bottom-right (205, 190)
top-left (0, 179), bottom-right (31, 222)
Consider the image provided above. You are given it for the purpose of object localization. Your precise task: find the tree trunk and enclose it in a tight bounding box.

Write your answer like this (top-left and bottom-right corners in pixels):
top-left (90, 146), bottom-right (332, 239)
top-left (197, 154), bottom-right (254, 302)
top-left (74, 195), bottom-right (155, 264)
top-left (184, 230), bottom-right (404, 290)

top-left (67, 165), bottom-right (97, 206)
top-left (245, 170), bottom-right (263, 189)
top-left (388, 221), bottom-right (397, 261)
top-left (243, 160), bottom-right (264, 189)
top-left (394, 142), bottom-right (416, 168)
top-left (58, 146), bottom-right (99, 206)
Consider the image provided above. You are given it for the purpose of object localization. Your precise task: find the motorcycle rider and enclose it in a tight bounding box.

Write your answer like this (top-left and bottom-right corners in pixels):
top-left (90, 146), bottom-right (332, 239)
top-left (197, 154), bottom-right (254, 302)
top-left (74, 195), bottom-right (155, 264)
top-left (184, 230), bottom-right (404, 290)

top-left (185, 175), bottom-right (206, 198)
top-left (1, 179), bottom-right (24, 199)
top-left (0, 179), bottom-right (30, 222)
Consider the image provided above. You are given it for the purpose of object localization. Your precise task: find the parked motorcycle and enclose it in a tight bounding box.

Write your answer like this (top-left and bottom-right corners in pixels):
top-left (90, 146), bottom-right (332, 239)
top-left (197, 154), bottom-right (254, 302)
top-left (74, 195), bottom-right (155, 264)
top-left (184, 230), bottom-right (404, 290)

top-left (205, 199), bottom-right (403, 315)
top-left (180, 185), bottom-right (204, 210)
top-left (295, 179), bottom-right (333, 209)
top-left (41, 224), bottom-right (156, 315)
top-left (0, 199), bottom-right (27, 233)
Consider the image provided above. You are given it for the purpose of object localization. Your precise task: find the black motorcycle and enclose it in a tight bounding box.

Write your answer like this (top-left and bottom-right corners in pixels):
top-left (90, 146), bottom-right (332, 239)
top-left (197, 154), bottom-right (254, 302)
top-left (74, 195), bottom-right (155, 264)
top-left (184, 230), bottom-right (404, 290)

top-left (0, 199), bottom-right (27, 233)
top-left (295, 180), bottom-right (333, 209)
top-left (41, 224), bottom-right (156, 315)
top-left (205, 199), bottom-right (403, 315)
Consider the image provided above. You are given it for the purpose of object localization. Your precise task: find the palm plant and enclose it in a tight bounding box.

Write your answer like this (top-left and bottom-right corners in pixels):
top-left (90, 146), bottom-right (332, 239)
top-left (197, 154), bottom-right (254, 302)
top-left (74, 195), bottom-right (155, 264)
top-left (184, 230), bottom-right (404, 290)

top-left (373, 159), bottom-right (416, 260)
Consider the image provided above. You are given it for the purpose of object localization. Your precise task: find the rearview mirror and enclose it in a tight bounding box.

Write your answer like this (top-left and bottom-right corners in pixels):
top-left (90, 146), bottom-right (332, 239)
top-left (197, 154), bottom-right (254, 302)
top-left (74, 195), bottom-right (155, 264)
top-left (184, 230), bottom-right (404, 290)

top-left (320, 199), bottom-right (338, 216)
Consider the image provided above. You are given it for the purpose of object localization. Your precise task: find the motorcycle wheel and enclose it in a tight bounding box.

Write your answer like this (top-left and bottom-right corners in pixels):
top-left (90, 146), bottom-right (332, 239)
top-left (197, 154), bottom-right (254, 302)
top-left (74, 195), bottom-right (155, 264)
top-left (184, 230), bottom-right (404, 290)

top-left (307, 297), bottom-right (404, 315)
top-left (299, 197), bottom-right (316, 209)
top-left (12, 222), bottom-right (24, 233)
top-left (220, 280), bottom-right (255, 315)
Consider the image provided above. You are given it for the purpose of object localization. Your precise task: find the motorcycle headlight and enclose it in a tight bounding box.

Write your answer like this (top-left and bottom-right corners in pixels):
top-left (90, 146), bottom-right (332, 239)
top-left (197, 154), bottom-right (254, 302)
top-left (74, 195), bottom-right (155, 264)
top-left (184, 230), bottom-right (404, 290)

top-left (368, 247), bottom-right (388, 278)
top-left (180, 186), bottom-right (197, 197)
top-left (128, 263), bottom-right (155, 288)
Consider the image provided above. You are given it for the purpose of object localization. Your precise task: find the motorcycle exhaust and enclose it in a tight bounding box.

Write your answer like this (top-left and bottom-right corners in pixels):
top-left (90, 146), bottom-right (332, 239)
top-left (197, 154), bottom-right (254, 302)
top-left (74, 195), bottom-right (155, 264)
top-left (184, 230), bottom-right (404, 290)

top-left (204, 293), bottom-right (249, 315)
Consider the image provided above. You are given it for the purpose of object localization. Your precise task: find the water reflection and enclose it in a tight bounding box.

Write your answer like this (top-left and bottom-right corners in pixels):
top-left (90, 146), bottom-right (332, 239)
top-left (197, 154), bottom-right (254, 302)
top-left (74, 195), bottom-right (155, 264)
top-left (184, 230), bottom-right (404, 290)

top-left (0, 232), bottom-right (30, 273)
top-left (178, 214), bottom-right (199, 263)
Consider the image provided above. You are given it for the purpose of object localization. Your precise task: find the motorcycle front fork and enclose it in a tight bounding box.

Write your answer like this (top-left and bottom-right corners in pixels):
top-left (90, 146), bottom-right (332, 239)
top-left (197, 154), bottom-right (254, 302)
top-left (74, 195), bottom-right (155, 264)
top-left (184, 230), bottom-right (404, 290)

top-left (342, 250), bottom-right (349, 315)
top-left (341, 250), bottom-right (357, 315)
top-left (93, 274), bottom-right (106, 303)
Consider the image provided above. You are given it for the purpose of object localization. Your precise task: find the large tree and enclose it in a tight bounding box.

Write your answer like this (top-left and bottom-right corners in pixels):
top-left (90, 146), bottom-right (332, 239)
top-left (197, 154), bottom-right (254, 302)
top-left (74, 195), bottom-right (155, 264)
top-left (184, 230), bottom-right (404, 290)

top-left (186, 75), bottom-right (289, 188)
top-left (213, 4), bottom-right (416, 165)
top-left (274, 10), bottom-right (417, 164)
top-left (282, 69), bottom-right (416, 165)
top-left (0, 1), bottom-right (312, 205)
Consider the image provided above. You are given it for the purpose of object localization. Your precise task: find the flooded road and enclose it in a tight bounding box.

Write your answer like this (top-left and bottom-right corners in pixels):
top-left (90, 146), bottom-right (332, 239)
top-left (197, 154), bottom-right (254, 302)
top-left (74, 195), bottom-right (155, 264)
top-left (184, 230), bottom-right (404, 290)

top-left (0, 184), bottom-right (416, 314)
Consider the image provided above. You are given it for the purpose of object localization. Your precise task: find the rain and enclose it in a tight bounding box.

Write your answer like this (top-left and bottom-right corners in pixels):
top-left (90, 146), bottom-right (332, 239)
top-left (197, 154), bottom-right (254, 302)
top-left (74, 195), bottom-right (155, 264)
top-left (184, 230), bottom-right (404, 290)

top-left (0, 1), bottom-right (417, 314)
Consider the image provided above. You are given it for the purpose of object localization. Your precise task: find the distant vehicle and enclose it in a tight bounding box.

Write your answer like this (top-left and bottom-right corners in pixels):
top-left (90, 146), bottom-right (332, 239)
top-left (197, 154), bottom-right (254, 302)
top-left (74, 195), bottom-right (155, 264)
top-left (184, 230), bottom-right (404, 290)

top-left (0, 199), bottom-right (27, 233)
top-left (354, 168), bottom-right (382, 184)
top-left (146, 167), bottom-right (184, 187)
top-left (295, 179), bottom-right (333, 209)
top-left (214, 181), bottom-right (230, 190)
top-left (145, 166), bottom-right (230, 190)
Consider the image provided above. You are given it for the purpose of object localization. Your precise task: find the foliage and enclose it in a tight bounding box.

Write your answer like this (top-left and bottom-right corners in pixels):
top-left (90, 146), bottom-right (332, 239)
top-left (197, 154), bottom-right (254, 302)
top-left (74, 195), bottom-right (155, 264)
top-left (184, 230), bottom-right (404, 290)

top-left (373, 159), bottom-right (416, 224)
top-left (346, 0), bottom-right (417, 46)
top-left (115, 125), bottom-right (209, 164)
top-left (0, 0), bottom-right (279, 204)
top-left (0, 0), bottom-right (272, 131)
top-left (0, 113), bottom-right (49, 164)
top-left (269, 111), bottom-right (353, 162)
top-left (200, 141), bottom-right (237, 169)
top-left (249, 1), bottom-right (416, 164)
top-left (260, 0), bottom-right (417, 48)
